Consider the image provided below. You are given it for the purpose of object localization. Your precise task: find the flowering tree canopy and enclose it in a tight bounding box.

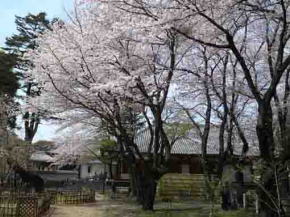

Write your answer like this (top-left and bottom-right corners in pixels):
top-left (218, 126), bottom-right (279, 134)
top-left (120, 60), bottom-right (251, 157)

top-left (27, 0), bottom-right (290, 213)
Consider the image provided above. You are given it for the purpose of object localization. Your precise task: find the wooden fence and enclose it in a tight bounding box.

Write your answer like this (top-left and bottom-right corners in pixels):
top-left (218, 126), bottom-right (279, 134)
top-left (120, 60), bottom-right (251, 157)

top-left (49, 190), bottom-right (95, 205)
top-left (0, 197), bottom-right (17, 217)
top-left (158, 173), bottom-right (209, 201)
top-left (0, 190), bottom-right (95, 216)
top-left (0, 194), bottom-right (51, 217)
top-left (282, 199), bottom-right (290, 215)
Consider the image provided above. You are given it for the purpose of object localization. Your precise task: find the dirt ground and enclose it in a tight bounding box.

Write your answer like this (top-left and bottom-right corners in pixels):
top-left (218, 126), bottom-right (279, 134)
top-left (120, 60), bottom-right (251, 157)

top-left (46, 199), bottom-right (202, 217)
top-left (45, 194), bottom-right (254, 217)
top-left (46, 195), bottom-right (138, 217)
top-left (49, 203), bottom-right (102, 217)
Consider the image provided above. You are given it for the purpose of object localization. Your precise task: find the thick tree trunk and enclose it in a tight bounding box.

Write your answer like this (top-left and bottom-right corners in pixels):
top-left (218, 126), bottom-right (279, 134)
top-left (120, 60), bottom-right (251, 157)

top-left (128, 164), bottom-right (137, 198)
top-left (24, 112), bottom-right (39, 143)
top-left (135, 172), bottom-right (143, 204)
top-left (218, 113), bottom-right (227, 177)
top-left (256, 104), bottom-right (281, 217)
top-left (221, 184), bottom-right (238, 210)
top-left (256, 105), bottom-right (275, 162)
top-left (109, 163), bottom-right (113, 179)
top-left (221, 164), bottom-right (244, 211)
top-left (126, 163), bottom-right (143, 203)
top-left (131, 168), bottom-right (158, 210)
top-left (258, 168), bottom-right (279, 217)
top-left (139, 174), bottom-right (157, 210)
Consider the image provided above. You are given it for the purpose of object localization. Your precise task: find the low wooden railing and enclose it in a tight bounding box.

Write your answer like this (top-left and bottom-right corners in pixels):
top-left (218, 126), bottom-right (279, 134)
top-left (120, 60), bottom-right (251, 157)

top-left (0, 194), bottom-right (52, 217)
top-left (0, 190), bottom-right (95, 216)
top-left (48, 190), bottom-right (95, 205)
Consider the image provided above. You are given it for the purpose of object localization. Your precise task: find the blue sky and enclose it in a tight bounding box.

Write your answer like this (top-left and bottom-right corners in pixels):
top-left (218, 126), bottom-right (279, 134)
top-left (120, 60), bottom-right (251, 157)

top-left (1, 0), bottom-right (73, 141)
top-left (0, 0), bottom-right (73, 46)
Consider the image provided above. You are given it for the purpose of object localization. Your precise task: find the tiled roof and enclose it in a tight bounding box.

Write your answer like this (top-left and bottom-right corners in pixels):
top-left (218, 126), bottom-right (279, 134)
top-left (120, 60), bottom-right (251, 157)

top-left (134, 128), bottom-right (259, 156)
top-left (30, 151), bottom-right (55, 162)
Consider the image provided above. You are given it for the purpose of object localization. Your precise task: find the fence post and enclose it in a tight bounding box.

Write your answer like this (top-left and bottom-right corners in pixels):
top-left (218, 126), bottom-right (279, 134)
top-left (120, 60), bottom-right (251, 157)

top-left (243, 193), bottom-right (246, 208)
top-left (255, 193), bottom-right (259, 214)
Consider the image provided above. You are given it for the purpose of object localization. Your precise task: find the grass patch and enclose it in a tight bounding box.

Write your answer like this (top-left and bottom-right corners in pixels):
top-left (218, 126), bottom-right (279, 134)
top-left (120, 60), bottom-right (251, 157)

top-left (137, 208), bottom-right (205, 217)
top-left (137, 208), bottom-right (255, 217)
top-left (102, 199), bottom-right (256, 217)
top-left (213, 209), bottom-right (255, 217)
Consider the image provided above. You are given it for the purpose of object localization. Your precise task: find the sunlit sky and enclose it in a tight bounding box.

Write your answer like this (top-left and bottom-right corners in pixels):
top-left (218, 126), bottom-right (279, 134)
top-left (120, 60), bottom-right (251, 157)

top-left (0, 0), bottom-right (74, 45)
top-left (0, 0), bottom-right (74, 141)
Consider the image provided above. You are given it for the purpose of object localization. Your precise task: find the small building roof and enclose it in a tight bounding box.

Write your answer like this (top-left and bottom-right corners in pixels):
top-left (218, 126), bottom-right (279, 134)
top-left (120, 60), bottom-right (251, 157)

top-left (30, 151), bottom-right (55, 163)
top-left (134, 128), bottom-right (259, 156)
top-left (87, 159), bottom-right (103, 164)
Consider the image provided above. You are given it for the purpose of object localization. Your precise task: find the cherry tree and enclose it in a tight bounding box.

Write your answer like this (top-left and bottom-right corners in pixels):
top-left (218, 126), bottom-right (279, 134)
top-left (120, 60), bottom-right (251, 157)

top-left (170, 42), bottom-right (258, 210)
top-left (114, 1), bottom-right (290, 215)
top-left (26, 0), bottom-right (290, 214)
top-left (27, 0), bottom-right (184, 210)
top-left (170, 2), bottom-right (290, 216)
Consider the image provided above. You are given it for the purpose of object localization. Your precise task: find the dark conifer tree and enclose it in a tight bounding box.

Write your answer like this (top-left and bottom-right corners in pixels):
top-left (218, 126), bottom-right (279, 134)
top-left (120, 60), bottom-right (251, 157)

top-left (4, 13), bottom-right (54, 142)
top-left (0, 51), bottom-right (19, 129)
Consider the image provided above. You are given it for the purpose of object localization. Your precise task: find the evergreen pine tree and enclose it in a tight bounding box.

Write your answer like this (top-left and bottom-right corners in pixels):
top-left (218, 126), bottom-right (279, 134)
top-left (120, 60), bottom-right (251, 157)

top-left (4, 13), bottom-right (54, 142)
